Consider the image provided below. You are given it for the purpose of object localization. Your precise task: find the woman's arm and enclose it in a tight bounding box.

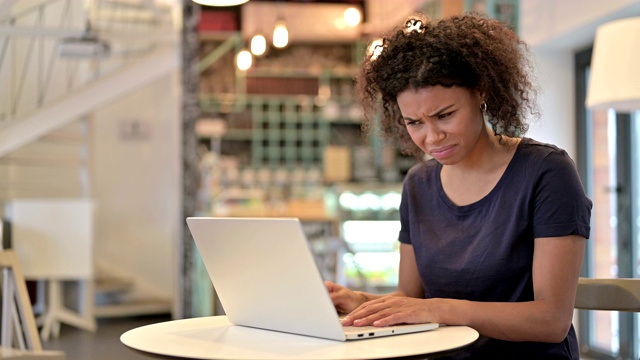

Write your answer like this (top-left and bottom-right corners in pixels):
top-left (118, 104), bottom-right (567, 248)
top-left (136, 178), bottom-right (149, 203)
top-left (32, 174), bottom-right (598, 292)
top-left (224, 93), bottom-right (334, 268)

top-left (439, 235), bottom-right (586, 342)
top-left (397, 243), bottom-right (424, 297)
top-left (325, 281), bottom-right (408, 314)
top-left (327, 243), bottom-right (422, 314)
top-left (339, 243), bottom-right (422, 323)
top-left (345, 235), bottom-right (586, 343)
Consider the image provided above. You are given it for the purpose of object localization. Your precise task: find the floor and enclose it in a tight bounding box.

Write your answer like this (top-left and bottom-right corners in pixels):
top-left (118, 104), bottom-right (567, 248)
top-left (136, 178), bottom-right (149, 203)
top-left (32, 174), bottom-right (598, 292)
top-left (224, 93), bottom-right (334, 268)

top-left (41, 314), bottom-right (172, 360)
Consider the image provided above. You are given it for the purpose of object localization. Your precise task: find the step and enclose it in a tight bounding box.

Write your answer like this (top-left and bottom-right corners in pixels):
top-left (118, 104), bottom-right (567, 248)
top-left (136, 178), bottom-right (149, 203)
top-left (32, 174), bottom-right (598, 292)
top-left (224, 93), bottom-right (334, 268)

top-left (95, 276), bottom-right (135, 295)
top-left (94, 298), bottom-right (172, 318)
top-left (94, 275), bottom-right (172, 319)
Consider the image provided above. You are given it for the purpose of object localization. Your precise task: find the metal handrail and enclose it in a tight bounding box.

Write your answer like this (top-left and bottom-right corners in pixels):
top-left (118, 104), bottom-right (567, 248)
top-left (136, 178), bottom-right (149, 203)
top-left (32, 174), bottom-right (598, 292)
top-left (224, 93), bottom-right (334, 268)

top-left (0, 0), bottom-right (176, 125)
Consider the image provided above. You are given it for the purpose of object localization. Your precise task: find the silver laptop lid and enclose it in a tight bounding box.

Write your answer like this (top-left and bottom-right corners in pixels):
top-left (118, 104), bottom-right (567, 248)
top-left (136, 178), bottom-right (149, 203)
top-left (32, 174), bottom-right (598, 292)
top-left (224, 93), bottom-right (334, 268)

top-left (186, 217), bottom-right (346, 341)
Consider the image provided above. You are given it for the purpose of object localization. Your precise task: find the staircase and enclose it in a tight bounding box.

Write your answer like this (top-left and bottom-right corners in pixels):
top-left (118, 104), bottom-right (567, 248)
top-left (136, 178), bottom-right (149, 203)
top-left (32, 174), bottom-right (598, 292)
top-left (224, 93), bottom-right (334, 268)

top-left (0, 0), bottom-right (179, 157)
top-left (0, 122), bottom-right (90, 200)
top-left (94, 265), bottom-right (172, 319)
top-left (1, 0), bottom-right (179, 324)
top-left (0, 46), bottom-right (179, 158)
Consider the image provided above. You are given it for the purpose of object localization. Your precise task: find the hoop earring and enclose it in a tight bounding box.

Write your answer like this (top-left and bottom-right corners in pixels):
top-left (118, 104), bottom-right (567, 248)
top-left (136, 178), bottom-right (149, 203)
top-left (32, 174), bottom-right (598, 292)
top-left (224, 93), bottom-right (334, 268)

top-left (480, 102), bottom-right (487, 113)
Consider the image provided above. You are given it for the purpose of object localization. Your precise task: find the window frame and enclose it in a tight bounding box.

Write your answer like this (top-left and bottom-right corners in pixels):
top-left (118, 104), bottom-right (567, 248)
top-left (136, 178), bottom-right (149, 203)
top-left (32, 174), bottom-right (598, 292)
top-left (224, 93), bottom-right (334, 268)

top-left (575, 46), bottom-right (638, 360)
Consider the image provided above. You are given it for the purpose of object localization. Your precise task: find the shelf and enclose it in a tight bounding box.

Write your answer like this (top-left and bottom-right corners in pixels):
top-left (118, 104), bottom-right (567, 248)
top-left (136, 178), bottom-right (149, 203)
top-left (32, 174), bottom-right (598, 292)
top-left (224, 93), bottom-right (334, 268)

top-left (197, 53), bottom-right (400, 180)
top-left (247, 67), bottom-right (357, 78)
top-left (325, 118), bottom-right (362, 125)
top-left (221, 129), bottom-right (252, 140)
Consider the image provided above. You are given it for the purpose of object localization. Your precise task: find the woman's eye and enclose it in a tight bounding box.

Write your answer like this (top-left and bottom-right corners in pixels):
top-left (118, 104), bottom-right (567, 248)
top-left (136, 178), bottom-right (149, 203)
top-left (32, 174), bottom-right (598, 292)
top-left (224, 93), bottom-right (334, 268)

top-left (437, 112), bottom-right (453, 120)
top-left (404, 120), bottom-right (420, 126)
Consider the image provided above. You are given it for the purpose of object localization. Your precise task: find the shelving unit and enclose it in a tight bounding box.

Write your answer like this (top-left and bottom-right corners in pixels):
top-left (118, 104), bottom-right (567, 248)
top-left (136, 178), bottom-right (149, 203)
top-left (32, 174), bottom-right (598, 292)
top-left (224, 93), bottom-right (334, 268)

top-left (197, 0), bottom-right (520, 173)
top-left (192, 0), bottom-right (523, 314)
top-left (199, 67), bottom-right (364, 172)
top-left (201, 95), bottom-right (325, 169)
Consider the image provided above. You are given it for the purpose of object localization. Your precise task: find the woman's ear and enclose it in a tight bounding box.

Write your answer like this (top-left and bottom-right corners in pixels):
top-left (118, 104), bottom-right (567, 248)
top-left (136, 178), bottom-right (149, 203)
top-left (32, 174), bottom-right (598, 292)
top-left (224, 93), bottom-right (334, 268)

top-left (475, 89), bottom-right (487, 114)
top-left (476, 89), bottom-right (487, 104)
top-left (472, 83), bottom-right (487, 101)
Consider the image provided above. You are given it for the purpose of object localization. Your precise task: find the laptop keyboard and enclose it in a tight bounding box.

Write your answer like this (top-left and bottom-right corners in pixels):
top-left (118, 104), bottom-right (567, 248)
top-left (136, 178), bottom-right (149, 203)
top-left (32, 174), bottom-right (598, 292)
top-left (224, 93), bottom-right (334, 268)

top-left (342, 324), bottom-right (383, 334)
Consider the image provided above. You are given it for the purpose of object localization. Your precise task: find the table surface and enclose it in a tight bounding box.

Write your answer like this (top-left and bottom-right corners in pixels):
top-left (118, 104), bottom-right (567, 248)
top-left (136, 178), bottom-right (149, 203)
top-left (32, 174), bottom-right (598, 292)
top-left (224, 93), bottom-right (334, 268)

top-left (120, 316), bottom-right (479, 360)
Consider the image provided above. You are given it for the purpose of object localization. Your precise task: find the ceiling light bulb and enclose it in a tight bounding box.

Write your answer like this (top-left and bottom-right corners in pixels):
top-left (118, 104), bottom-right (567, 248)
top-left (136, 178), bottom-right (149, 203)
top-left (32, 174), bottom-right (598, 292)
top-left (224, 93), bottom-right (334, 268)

top-left (344, 7), bottom-right (361, 27)
top-left (192, 0), bottom-right (249, 6)
top-left (273, 21), bottom-right (288, 48)
top-left (250, 34), bottom-right (267, 56)
top-left (236, 50), bottom-right (252, 71)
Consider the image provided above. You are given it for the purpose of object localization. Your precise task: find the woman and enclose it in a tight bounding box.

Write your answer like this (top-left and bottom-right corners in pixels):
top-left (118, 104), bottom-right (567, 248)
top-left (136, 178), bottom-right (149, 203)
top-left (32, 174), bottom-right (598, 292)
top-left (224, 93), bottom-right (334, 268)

top-left (326, 14), bottom-right (592, 359)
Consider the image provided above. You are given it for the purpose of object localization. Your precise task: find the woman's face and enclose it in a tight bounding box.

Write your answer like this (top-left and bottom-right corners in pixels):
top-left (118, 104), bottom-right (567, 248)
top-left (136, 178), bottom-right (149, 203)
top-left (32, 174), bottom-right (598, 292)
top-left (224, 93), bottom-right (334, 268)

top-left (396, 86), bottom-right (486, 166)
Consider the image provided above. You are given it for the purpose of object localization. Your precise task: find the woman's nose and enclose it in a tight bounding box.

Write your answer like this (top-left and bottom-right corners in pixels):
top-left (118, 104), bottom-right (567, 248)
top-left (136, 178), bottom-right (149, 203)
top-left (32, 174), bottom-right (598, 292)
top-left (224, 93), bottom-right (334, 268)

top-left (423, 123), bottom-right (444, 144)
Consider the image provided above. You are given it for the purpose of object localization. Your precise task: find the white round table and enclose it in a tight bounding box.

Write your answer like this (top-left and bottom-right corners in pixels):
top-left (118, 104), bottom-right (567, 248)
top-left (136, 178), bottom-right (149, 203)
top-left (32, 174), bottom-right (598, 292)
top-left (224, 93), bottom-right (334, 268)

top-left (121, 316), bottom-right (479, 359)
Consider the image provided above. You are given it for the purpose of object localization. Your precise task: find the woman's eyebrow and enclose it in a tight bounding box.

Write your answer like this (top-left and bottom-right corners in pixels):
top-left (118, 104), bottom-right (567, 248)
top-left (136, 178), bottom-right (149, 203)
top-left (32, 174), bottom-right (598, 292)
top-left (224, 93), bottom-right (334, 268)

top-left (401, 104), bottom-right (456, 122)
top-left (426, 104), bottom-right (455, 117)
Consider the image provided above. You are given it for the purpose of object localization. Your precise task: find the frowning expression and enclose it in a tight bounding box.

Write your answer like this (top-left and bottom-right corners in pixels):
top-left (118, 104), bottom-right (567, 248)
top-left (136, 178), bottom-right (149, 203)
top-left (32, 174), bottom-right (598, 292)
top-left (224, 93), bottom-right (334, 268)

top-left (397, 86), bottom-right (486, 166)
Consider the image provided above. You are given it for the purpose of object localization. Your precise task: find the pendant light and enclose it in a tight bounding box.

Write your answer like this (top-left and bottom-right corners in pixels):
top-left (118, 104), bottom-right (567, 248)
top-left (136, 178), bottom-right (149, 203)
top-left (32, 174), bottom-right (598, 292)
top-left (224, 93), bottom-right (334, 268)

top-left (343, 7), bottom-right (361, 27)
top-left (272, 19), bottom-right (288, 48)
top-left (250, 33), bottom-right (267, 56)
top-left (236, 49), bottom-right (253, 71)
top-left (586, 17), bottom-right (640, 111)
top-left (192, 0), bottom-right (249, 6)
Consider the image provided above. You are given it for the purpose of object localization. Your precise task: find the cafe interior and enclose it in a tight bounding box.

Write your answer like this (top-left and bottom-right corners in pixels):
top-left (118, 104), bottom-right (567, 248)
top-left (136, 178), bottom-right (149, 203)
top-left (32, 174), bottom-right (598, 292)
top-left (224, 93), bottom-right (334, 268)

top-left (1, 0), bottom-right (640, 359)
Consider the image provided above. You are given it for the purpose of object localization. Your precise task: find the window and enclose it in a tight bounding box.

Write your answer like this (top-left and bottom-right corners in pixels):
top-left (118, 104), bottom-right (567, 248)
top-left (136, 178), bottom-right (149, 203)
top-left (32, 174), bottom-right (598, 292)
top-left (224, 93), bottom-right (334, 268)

top-left (576, 48), bottom-right (640, 360)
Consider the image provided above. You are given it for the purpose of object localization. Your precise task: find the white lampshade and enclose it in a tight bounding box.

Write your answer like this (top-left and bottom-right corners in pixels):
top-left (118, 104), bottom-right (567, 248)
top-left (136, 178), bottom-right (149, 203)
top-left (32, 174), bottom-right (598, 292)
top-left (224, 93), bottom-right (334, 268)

top-left (586, 17), bottom-right (640, 111)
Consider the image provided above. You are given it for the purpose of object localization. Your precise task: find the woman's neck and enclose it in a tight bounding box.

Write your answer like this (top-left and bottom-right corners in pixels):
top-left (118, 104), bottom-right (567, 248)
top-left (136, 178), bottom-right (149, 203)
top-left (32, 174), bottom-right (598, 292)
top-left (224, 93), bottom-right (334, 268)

top-left (448, 127), bottom-right (518, 176)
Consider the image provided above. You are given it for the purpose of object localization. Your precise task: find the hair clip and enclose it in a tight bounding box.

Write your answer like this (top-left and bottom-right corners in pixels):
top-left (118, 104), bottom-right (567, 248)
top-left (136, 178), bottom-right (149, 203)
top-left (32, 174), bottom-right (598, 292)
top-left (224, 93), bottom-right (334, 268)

top-left (405, 19), bottom-right (424, 33)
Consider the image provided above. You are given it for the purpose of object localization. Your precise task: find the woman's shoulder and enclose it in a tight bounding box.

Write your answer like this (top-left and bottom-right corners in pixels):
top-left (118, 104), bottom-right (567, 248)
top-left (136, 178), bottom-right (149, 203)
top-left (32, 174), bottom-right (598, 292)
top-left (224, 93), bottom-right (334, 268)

top-left (517, 137), bottom-right (572, 162)
top-left (519, 137), bottom-right (565, 153)
top-left (405, 158), bottom-right (440, 180)
top-left (516, 137), bottom-right (579, 175)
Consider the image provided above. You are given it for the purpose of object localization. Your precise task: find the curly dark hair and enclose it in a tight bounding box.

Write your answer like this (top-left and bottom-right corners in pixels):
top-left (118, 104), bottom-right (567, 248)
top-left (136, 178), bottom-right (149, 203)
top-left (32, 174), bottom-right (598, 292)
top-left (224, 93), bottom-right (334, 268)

top-left (356, 13), bottom-right (539, 158)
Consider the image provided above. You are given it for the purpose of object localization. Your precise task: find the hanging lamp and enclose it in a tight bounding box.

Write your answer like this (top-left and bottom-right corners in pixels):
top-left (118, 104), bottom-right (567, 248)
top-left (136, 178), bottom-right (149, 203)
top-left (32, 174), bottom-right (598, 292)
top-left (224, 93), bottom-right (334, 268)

top-left (586, 17), bottom-right (640, 111)
top-left (192, 0), bottom-right (249, 7)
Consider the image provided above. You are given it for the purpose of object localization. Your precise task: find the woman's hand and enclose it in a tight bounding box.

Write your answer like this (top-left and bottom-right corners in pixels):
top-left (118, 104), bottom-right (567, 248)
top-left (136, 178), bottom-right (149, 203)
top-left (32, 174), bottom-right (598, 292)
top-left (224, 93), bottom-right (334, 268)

top-left (341, 295), bottom-right (435, 327)
top-left (324, 281), bottom-right (369, 314)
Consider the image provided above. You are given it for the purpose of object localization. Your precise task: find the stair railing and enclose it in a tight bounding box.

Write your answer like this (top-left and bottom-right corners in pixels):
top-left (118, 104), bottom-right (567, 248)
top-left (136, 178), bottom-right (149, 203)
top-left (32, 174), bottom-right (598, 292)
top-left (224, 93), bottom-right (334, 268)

top-left (0, 0), bottom-right (176, 129)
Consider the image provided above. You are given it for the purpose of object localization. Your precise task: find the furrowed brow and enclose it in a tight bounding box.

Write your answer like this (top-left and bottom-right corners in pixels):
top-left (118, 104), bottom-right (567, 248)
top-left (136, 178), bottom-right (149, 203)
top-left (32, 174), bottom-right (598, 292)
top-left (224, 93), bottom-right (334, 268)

top-left (402, 116), bottom-right (419, 122)
top-left (426, 104), bottom-right (455, 118)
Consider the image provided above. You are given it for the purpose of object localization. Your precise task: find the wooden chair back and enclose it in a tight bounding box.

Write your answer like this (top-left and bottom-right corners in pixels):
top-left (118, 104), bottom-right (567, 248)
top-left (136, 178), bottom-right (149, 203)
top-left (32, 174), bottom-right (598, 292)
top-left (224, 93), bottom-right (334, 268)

top-left (575, 277), bottom-right (640, 311)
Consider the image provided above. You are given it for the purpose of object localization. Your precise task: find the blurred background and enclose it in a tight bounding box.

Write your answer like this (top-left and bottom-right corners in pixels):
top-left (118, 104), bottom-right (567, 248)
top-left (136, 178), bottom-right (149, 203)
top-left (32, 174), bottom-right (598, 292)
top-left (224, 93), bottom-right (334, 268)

top-left (1, 0), bottom-right (640, 359)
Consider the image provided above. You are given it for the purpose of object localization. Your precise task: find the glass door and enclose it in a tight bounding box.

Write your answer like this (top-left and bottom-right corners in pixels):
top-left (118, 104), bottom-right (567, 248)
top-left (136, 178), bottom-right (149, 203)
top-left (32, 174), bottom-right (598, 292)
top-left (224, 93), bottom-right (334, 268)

top-left (576, 48), bottom-right (639, 360)
top-left (632, 112), bottom-right (640, 358)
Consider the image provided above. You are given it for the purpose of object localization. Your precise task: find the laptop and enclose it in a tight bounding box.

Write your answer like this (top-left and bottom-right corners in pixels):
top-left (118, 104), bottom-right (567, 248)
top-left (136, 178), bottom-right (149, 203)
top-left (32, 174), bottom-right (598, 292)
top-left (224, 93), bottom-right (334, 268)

top-left (186, 216), bottom-right (439, 341)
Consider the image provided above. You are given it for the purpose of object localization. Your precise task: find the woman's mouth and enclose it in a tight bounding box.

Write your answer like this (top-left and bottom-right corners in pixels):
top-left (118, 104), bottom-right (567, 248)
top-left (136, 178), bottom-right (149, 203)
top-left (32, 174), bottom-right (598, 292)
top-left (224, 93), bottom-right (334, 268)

top-left (429, 145), bottom-right (456, 159)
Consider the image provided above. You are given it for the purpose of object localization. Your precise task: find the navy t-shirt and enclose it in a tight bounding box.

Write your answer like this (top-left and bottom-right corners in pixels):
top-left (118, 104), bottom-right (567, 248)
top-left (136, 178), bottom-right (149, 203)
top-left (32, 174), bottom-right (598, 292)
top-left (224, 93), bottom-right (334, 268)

top-left (399, 138), bottom-right (592, 359)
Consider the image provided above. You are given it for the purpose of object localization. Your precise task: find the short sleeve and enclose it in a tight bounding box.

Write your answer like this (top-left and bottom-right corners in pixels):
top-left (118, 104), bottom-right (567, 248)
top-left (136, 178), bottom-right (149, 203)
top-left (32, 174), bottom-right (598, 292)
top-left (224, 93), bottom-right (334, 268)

top-left (532, 150), bottom-right (592, 239)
